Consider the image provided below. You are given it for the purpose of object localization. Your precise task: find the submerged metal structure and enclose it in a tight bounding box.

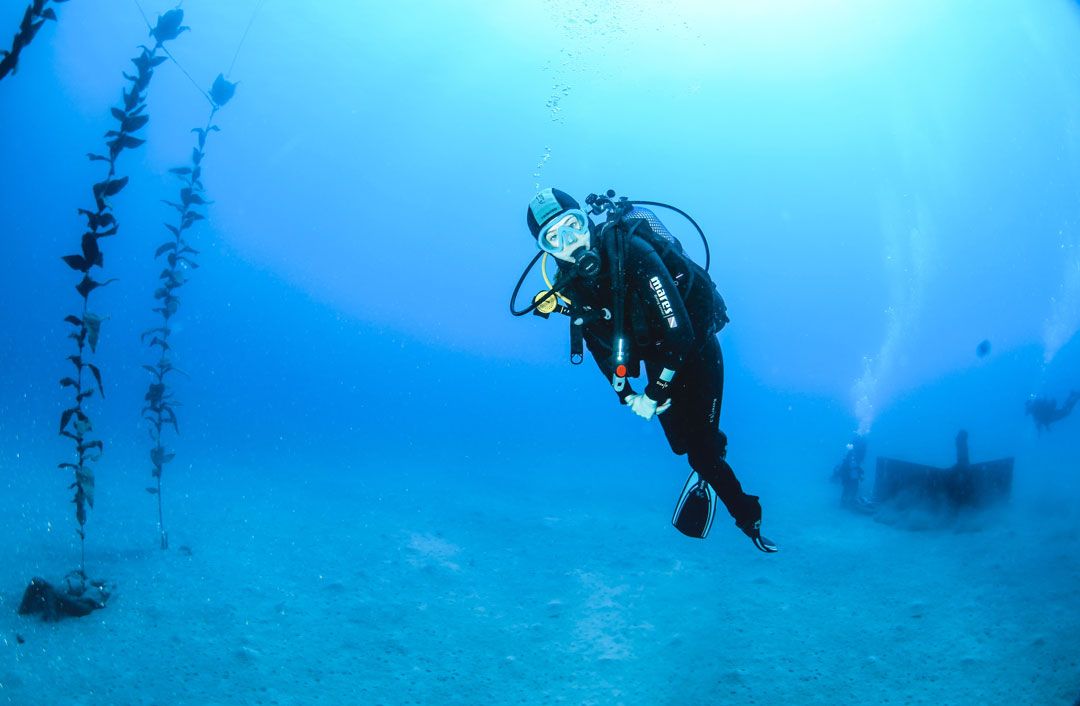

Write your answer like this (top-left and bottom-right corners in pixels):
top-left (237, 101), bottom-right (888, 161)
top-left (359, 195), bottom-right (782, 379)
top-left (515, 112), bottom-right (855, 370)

top-left (874, 432), bottom-right (1013, 511)
top-left (874, 457), bottom-right (1013, 509)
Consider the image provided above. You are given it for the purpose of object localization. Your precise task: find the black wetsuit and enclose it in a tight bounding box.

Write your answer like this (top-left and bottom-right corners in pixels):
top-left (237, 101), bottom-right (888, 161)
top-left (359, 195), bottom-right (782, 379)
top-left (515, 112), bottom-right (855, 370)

top-left (557, 222), bottom-right (763, 533)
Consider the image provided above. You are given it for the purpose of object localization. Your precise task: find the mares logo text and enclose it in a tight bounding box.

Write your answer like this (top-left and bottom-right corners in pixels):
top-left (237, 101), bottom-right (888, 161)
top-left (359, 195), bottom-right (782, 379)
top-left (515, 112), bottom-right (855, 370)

top-left (649, 276), bottom-right (678, 328)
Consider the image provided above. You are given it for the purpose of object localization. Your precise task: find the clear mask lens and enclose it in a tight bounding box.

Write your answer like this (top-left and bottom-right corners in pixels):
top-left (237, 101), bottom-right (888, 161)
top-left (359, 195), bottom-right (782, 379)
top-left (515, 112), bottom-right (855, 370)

top-left (538, 210), bottom-right (589, 254)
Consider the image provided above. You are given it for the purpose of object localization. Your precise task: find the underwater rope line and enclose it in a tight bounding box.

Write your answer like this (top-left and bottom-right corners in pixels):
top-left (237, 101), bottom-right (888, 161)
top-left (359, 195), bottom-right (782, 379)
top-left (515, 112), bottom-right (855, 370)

top-left (130, 0), bottom-right (268, 102)
top-left (227, 0), bottom-right (268, 78)
top-left (161, 44), bottom-right (211, 104)
top-left (131, 0), bottom-right (211, 105)
top-left (131, 0), bottom-right (152, 32)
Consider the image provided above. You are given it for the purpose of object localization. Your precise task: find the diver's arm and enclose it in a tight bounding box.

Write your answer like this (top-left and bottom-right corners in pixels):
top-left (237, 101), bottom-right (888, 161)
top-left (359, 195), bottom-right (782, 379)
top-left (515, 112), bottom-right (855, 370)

top-left (630, 245), bottom-right (696, 402)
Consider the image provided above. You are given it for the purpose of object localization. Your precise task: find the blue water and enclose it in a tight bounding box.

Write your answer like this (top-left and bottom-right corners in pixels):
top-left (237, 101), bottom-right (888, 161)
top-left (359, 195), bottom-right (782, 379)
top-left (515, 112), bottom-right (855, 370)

top-left (2, 1), bottom-right (1079, 704)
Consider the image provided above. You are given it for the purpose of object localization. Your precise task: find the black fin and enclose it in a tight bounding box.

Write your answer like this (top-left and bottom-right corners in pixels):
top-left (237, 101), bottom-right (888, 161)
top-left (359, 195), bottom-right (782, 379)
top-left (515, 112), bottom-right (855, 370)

top-left (672, 472), bottom-right (716, 539)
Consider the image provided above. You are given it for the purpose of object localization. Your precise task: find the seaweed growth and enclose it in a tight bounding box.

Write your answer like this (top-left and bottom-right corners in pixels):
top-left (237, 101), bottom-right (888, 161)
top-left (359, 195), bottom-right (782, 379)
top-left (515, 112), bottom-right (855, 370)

top-left (58, 9), bottom-right (187, 585)
top-left (0, 0), bottom-right (71, 82)
top-left (144, 73), bottom-right (236, 550)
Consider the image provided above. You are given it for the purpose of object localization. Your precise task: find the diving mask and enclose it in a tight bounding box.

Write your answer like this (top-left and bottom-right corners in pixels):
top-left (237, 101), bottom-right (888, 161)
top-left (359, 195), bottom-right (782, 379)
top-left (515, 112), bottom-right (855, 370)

top-left (537, 209), bottom-right (590, 259)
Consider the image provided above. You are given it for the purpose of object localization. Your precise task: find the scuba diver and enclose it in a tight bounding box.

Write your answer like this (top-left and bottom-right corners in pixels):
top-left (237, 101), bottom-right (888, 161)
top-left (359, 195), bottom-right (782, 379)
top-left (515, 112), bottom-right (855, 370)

top-left (510, 188), bottom-right (777, 553)
top-left (831, 435), bottom-right (874, 513)
top-left (1026, 391), bottom-right (1080, 434)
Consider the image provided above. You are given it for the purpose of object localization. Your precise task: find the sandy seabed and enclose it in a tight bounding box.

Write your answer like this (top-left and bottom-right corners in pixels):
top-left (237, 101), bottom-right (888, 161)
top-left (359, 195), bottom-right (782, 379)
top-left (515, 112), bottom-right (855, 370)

top-left (0, 460), bottom-right (1077, 706)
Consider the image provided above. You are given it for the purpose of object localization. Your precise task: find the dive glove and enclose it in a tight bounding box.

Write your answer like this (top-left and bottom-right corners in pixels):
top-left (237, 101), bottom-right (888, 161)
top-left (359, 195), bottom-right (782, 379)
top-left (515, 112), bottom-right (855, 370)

top-left (625, 393), bottom-right (672, 421)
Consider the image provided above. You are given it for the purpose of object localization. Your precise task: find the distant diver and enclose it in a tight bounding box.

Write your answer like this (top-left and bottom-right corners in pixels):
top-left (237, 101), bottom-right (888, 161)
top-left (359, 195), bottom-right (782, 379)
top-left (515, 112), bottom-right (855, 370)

top-left (831, 435), bottom-right (875, 514)
top-left (1025, 391), bottom-right (1080, 434)
top-left (511, 188), bottom-right (777, 552)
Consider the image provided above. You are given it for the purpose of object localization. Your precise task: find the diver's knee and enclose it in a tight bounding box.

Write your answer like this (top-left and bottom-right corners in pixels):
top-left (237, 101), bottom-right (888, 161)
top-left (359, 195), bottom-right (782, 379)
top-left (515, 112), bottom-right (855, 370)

top-left (687, 437), bottom-right (726, 469)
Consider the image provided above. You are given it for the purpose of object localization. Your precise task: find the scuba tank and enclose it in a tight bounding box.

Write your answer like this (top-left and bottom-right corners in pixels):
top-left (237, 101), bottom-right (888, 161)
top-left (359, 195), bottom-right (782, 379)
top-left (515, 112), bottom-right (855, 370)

top-left (618, 204), bottom-right (729, 338)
